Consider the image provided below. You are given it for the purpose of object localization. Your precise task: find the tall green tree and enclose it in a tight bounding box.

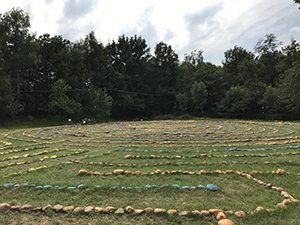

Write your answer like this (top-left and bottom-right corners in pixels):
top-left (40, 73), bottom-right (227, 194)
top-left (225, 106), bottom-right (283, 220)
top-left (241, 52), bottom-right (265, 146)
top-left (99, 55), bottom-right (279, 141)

top-left (154, 42), bottom-right (179, 88)
top-left (175, 93), bottom-right (189, 114)
top-left (81, 88), bottom-right (113, 120)
top-left (184, 50), bottom-right (204, 67)
top-left (222, 86), bottom-right (254, 113)
top-left (280, 62), bottom-right (300, 113)
top-left (106, 35), bottom-right (152, 117)
top-left (281, 40), bottom-right (300, 69)
top-left (260, 86), bottom-right (283, 114)
top-left (177, 50), bottom-right (204, 94)
top-left (36, 34), bottom-right (72, 88)
top-left (223, 46), bottom-right (255, 87)
top-left (0, 8), bottom-right (37, 115)
top-left (255, 34), bottom-right (282, 85)
top-left (49, 79), bottom-right (81, 118)
top-left (153, 42), bottom-right (179, 114)
top-left (0, 59), bottom-right (13, 118)
top-left (76, 32), bottom-right (108, 88)
top-left (192, 63), bottom-right (225, 112)
top-left (191, 81), bottom-right (208, 114)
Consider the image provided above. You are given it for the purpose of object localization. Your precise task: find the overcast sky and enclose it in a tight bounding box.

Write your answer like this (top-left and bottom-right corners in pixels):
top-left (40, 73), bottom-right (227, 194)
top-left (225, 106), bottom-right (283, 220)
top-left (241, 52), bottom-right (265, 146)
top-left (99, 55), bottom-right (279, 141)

top-left (0, 0), bottom-right (299, 64)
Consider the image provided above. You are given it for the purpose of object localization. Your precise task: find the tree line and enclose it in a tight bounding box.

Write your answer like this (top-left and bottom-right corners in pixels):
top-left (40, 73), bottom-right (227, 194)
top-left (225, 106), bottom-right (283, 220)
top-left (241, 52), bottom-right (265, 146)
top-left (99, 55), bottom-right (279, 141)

top-left (1, 8), bottom-right (300, 121)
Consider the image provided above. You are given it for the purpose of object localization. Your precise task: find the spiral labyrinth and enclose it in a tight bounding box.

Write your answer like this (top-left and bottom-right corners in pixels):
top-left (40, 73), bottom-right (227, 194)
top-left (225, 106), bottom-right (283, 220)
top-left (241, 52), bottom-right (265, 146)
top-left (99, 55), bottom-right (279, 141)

top-left (0, 119), bottom-right (300, 224)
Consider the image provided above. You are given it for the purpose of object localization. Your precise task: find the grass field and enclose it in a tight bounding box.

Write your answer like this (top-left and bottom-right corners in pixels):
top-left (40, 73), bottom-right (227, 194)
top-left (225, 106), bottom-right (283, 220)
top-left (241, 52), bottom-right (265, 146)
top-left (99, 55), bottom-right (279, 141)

top-left (0, 119), bottom-right (299, 225)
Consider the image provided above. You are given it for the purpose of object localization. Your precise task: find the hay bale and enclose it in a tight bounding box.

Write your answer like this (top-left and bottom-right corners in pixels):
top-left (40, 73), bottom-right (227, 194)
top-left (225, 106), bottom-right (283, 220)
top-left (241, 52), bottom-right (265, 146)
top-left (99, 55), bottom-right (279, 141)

top-left (191, 210), bottom-right (201, 216)
top-left (178, 211), bottom-right (190, 216)
top-left (234, 211), bottom-right (245, 217)
top-left (209, 208), bottom-right (222, 215)
top-left (154, 208), bottom-right (166, 214)
top-left (20, 204), bottom-right (33, 211)
top-left (73, 207), bottom-right (84, 213)
top-left (84, 206), bottom-right (94, 213)
top-left (94, 207), bottom-right (104, 213)
top-left (133, 209), bottom-right (144, 215)
top-left (103, 207), bottom-right (115, 213)
top-left (276, 202), bottom-right (286, 209)
top-left (200, 210), bottom-right (210, 216)
top-left (115, 208), bottom-right (125, 214)
top-left (254, 206), bottom-right (265, 213)
top-left (0, 203), bottom-right (10, 210)
top-left (216, 211), bottom-right (226, 220)
top-left (42, 204), bottom-right (53, 212)
top-left (53, 204), bottom-right (63, 212)
top-left (11, 205), bottom-right (21, 211)
top-left (167, 209), bottom-right (177, 215)
top-left (62, 206), bottom-right (75, 212)
top-left (218, 219), bottom-right (235, 225)
top-left (144, 207), bottom-right (154, 213)
top-left (125, 206), bottom-right (134, 213)
top-left (272, 168), bottom-right (286, 175)
top-left (78, 169), bottom-right (89, 176)
top-left (113, 169), bottom-right (125, 175)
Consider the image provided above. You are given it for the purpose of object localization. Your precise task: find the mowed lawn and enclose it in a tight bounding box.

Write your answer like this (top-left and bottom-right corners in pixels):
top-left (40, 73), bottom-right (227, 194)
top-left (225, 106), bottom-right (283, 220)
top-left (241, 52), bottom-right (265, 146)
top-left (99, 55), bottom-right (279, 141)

top-left (0, 119), bottom-right (299, 225)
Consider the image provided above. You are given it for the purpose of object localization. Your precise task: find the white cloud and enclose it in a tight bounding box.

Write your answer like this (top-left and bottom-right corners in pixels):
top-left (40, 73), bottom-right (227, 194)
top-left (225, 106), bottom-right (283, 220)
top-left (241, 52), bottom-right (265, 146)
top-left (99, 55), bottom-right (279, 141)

top-left (0, 0), bottom-right (299, 64)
